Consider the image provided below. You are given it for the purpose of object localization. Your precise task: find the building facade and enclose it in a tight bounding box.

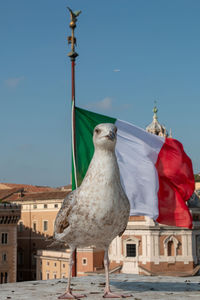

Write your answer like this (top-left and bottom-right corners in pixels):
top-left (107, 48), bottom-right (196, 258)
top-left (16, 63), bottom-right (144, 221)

top-left (35, 248), bottom-right (105, 280)
top-left (14, 191), bottom-right (69, 281)
top-left (36, 250), bottom-right (70, 280)
top-left (0, 201), bottom-right (21, 283)
top-left (1, 185), bottom-right (70, 281)
top-left (109, 214), bottom-right (200, 276)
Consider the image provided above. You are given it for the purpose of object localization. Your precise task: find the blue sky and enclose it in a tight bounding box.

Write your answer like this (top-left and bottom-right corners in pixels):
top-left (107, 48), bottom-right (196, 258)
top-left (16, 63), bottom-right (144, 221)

top-left (1, 0), bottom-right (200, 187)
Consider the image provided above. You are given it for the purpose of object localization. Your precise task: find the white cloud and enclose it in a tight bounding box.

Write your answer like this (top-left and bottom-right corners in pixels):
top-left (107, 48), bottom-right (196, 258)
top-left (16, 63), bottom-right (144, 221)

top-left (96, 97), bottom-right (112, 110)
top-left (86, 97), bottom-right (113, 111)
top-left (4, 76), bottom-right (25, 88)
top-left (113, 69), bottom-right (120, 72)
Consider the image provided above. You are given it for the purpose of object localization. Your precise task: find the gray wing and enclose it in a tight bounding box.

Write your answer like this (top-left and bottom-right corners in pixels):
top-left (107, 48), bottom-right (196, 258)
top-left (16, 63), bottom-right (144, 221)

top-left (54, 189), bottom-right (77, 235)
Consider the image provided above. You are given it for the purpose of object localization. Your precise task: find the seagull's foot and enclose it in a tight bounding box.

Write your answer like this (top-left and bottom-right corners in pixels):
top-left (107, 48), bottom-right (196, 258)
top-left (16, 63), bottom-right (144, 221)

top-left (103, 290), bottom-right (132, 298)
top-left (58, 290), bottom-right (87, 299)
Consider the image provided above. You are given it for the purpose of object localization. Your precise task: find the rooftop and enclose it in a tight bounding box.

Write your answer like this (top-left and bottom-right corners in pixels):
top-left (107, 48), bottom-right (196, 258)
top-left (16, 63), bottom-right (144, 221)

top-left (0, 188), bottom-right (23, 202)
top-left (0, 183), bottom-right (58, 192)
top-left (0, 183), bottom-right (71, 203)
top-left (13, 191), bottom-right (69, 201)
top-left (1, 274), bottom-right (200, 300)
top-left (0, 189), bottom-right (69, 203)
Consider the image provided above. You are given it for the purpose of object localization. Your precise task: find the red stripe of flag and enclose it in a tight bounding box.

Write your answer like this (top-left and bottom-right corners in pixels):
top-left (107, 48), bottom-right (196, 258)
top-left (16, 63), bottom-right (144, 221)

top-left (156, 138), bottom-right (195, 229)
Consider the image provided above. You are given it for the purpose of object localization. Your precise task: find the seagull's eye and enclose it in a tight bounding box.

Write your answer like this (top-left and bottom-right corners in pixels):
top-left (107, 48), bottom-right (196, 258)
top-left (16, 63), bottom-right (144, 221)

top-left (95, 128), bottom-right (100, 134)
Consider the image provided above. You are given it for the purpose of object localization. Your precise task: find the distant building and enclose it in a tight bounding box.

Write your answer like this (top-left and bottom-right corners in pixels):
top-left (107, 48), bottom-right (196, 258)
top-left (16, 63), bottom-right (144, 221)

top-left (35, 249), bottom-right (70, 280)
top-left (109, 214), bottom-right (200, 276)
top-left (1, 184), bottom-right (70, 281)
top-left (0, 189), bottom-right (21, 283)
top-left (35, 247), bottom-right (105, 280)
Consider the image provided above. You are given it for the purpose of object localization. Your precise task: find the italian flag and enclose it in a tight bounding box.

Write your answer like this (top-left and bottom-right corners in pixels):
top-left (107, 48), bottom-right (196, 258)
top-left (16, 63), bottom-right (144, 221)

top-left (72, 106), bottom-right (195, 229)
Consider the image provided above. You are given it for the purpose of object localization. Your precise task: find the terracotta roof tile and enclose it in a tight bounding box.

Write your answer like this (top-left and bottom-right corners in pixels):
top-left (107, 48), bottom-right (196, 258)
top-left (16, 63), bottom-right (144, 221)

top-left (4, 191), bottom-right (69, 202)
top-left (0, 183), bottom-right (72, 203)
top-left (0, 183), bottom-right (58, 192)
top-left (0, 188), bottom-right (24, 201)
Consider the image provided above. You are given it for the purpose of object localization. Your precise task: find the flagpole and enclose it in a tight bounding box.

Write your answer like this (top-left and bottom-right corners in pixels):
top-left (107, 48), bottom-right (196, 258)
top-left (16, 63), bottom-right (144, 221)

top-left (67, 7), bottom-right (81, 278)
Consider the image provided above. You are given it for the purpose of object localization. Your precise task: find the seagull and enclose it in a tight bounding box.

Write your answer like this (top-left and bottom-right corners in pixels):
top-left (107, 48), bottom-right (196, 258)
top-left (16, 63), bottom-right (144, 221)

top-left (54, 123), bottom-right (131, 299)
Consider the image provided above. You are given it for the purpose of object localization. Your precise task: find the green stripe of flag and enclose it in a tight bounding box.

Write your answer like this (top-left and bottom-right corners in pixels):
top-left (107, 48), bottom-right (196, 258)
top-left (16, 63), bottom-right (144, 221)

top-left (72, 106), bottom-right (116, 190)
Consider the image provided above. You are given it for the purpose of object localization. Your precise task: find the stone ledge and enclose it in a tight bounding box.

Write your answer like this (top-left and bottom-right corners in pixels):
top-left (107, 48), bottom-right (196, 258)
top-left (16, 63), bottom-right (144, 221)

top-left (1, 274), bottom-right (200, 300)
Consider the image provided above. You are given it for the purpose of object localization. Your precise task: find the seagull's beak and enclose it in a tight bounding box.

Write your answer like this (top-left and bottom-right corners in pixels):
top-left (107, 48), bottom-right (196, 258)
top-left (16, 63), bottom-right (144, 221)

top-left (106, 130), bottom-right (116, 141)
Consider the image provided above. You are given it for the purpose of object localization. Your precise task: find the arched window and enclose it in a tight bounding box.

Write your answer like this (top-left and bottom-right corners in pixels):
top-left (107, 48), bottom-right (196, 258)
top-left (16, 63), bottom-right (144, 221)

top-left (167, 241), bottom-right (174, 256)
top-left (163, 235), bottom-right (179, 257)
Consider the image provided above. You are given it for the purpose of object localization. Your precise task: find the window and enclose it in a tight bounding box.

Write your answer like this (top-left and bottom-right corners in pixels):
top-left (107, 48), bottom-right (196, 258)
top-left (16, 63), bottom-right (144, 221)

top-left (46, 273), bottom-right (49, 280)
top-left (33, 222), bottom-right (37, 232)
top-left (0, 272), bottom-right (8, 284)
top-left (44, 204), bottom-right (47, 209)
top-left (163, 236), bottom-right (178, 257)
top-left (43, 221), bottom-right (48, 231)
top-left (1, 233), bottom-right (8, 244)
top-left (126, 244), bottom-right (136, 257)
top-left (54, 274), bottom-right (57, 279)
top-left (18, 222), bottom-right (23, 232)
top-left (63, 264), bottom-right (65, 268)
top-left (47, 261), bottom-right (49, 266)
top-left (54, 204), bottom-right (58, 208)
top-left (33, 204), bottom-right (37, 209)
top-left (82, 258), bottom-right (87, 265)
top-left (2, 253), bottom-right (7, 262)
top-left (54, 262), bottom-right (57, 267)
top-left (4, 272), bottom-right (7, 283)
top-left (0, 273), bottom-right (3, 284)
top-left (123, 237), bottom-right (139, 259)
top-left (167, 241), bottom-right (174, 256)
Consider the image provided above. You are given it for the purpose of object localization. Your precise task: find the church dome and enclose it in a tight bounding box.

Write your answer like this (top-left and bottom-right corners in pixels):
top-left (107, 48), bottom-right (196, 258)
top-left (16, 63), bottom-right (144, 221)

top-left (146, 105), bottom-right (168, 137)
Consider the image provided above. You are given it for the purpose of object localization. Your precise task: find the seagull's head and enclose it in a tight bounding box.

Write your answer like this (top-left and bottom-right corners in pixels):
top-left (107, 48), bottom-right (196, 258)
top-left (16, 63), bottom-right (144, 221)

top-left (93, 123), bottom-right (117, 150)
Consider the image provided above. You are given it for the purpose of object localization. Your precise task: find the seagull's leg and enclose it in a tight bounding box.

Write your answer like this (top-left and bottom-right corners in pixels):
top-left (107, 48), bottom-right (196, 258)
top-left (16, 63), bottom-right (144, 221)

top-left (58, 247), bottom-right (86, 299)
top-left (103, 248), bottom-right (132, 298)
